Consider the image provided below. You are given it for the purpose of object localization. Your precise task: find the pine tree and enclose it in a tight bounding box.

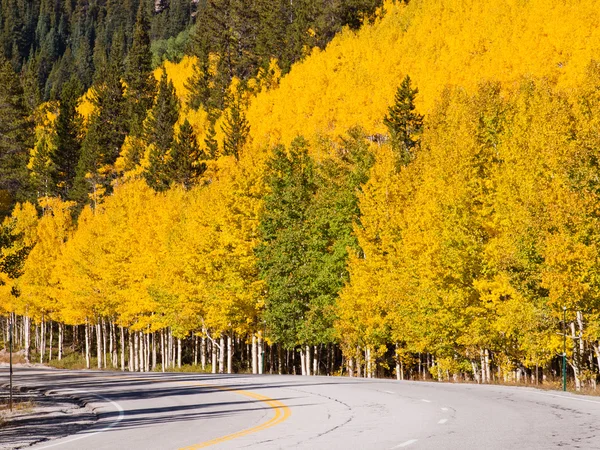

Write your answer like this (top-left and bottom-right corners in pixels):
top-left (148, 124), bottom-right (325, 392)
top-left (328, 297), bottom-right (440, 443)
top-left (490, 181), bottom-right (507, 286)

top-left (144, 69), bottom-right (179, 192)
top-left (71, 45), bottom-right (128, 207)
top-left (29, 126), bottom-right (56, 198)
top-left (124, 2), bottom-right (156, 138)
top-left (0, 56), bottom-right (34, 217)
top-left (169, 119), bottom-right (206, 189)
top-left (222, 89), bottom-right (250, 160)
top-left (204, 119), bottom-right (219, 159)
top-left (52, 77), bottom-right (82, 200)
top-left (383, 75), bottom-right (424, 169)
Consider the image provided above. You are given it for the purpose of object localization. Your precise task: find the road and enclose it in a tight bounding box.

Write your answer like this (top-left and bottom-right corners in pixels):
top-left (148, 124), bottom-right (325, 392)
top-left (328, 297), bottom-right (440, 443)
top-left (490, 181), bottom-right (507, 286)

top-left (1, 368), bottom-right (600, 449)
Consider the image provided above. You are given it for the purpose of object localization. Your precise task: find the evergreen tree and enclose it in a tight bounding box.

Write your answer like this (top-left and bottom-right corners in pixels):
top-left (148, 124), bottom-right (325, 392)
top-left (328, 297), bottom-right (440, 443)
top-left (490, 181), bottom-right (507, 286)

top-left (71, 45), bottom-right (128, 207)
top-left (144, 68), bottom-right (179, 191)
top-left (0, 56), bottom-right (33, 217)
top-left (29, 126), bottom-right (56, 198)
top-left (204, 119), bottom-right (219, 159)
top-left (169, 119), bottom-right (206, 189)
top-left (52, 77), bottom-right (82, 200)
top-left (221, 89), bottom-right (250, 160)
top-left (383, 75), bottom-right (424, 169)
top-left (124, 2), bottom-right (156, 137)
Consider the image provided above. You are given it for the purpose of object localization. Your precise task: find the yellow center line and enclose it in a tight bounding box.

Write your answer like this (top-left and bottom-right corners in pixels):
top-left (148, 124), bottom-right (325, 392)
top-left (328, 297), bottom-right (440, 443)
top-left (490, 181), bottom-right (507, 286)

top-left (179, 383), bottom-right (291, 449)
top-left (77, 373), bottom-right (292, 449)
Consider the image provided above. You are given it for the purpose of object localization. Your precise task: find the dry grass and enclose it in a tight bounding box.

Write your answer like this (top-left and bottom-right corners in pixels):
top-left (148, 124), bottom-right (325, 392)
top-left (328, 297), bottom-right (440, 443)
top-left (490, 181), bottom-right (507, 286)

top-left (0, 349), bottom-right (26, 364)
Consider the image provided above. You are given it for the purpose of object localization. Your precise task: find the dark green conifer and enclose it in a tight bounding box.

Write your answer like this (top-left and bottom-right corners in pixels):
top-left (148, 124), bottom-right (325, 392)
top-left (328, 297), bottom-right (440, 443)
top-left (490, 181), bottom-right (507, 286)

top-left (144, 69), bottom-right (179, 191)
top-left (170, 119), bottom-right (206, 189)
top-left (0, 56), bottom-right (34, 216)
top-left (221, 90), bottom-right (250, 160)
top-left (124, 2), bottom-right (156, 137)
top-left (52, 77), bottom-right (82, 200)
top-left (383, 75), bottom-right (423, 169)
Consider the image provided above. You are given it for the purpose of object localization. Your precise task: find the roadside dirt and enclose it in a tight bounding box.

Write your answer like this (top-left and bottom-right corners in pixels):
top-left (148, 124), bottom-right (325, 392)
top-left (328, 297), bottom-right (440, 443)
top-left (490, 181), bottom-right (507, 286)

top-left (0, 381), bottom-right (96, 449)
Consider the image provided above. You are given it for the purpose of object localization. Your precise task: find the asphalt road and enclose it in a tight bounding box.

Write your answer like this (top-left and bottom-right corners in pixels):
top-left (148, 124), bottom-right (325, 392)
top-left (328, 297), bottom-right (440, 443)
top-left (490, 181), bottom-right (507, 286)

top-left (1, 368), bottom-right (600, 449)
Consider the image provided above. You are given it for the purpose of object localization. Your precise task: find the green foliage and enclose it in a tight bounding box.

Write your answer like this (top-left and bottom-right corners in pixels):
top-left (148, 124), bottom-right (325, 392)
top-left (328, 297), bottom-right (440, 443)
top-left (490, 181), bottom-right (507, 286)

top-left (144, 69), bottom-right (180, 192)
top-left (0, 55), bottom-right (33, 216)
top-left (125, 3), bottom-right (157, 137)
top-left (222, 90), bottom-right (250, 160)
top-left (71, 50), bottom-right (128, 206)
top-left (52, 77), bottom-right (83, 200)
top-left (169, 119), bottom-right (206, 189)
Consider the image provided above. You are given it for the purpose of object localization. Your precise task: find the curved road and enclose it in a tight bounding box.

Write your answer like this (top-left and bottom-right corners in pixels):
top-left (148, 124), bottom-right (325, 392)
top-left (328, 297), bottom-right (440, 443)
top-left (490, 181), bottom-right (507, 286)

top-left (2, 368), bottom-right (600, 449)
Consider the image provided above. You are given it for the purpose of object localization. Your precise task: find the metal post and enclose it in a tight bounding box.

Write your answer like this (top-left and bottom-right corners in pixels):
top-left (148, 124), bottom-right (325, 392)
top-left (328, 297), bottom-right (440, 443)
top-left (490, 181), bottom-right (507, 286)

top-left (9, 315), bottom-right (13, 412)
top-left (562, 306), bottom-right (567, 392)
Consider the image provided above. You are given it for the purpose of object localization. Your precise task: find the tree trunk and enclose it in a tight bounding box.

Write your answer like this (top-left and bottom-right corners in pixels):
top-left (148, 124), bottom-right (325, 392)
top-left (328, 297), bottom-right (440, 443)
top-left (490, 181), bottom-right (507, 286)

top-left (251, 335), bottom-right (258, 374)
top-left (313, 345), bottom-right (318, 376)
top-left (570, 321), bottom-right (582, 391)
top-left (300, 348), bottom-right (306, 376)
top-left (305, 345), bottom-right (311, 376)
top-left (258, 335), bottom-right (264, 374)
top-left (134, 331), bottom-right (139, 372)
top-left (278, 345), bottom-right (283, 375)
top-left (24, 316), bottom-right (30, 363)
top-left (178, 338), bottom-right (182, 369)
top-left (128, 330), bottom-right (134, 372)
top-left (227, 335), bottom-right (233, 374)
top-left (96, 322), bottom-right (102, 369)
top-left (152, 333), bottom-right (156, 371)
top-left (58, 323), bottom-right (63, 361)
top-left (102, 319), bottom-right (107, 368)
top-left (48, 320), bottom-right (53, 362)
top-left (85, 322), bottom-right (90, 369)
top-left (201, 336), bottom-right (206, 370)
top-left (211, 338), bottom-right (217, 374)
top-left (120, 327), bottom-right (125, 371)
top-left (161, 330), bottom-right (165, 372)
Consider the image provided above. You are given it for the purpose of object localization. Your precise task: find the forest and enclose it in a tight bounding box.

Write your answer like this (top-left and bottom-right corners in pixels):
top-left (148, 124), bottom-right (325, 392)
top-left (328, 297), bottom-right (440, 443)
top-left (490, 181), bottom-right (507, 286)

top-left (2, 0), bottom-right (600, 392)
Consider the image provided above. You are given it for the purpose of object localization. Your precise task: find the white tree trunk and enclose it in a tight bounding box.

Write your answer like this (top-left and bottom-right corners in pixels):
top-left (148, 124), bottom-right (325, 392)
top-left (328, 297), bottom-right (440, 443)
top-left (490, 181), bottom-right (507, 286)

top-left (161, 330), bottom-right (165, 372)
top-left (313, 345), bottom-right (318, 375)
top-left (48, 321), bottom-right (53, 361)
top-left (96, 322), bottom-right (102, 369)
top-left (85, 323), bottom-right (90, 369)
top-left (305, 346), bottom-right (311, 376)
top-left (58, 323), bottom-right (63, 361)
top-left (218, 336), bottom-right (225, 373)
top-left (258, 336), bottom-right (264, 374)
top-left (178, 338), bottom-right (182, 369)
top-left (211, 339), bottom-right (217, 374)
top-left (40, 318), bottom-right (46, 364)
top-left (128, 330), bottom-right (134, 372)
top-left (120, 327), bottom-right (125, 371)
top-left (152, 333), bottom-right (156, 371)
top-left (201, 336), bottom-right (206, 370)
top-left (251, 335), bottom-right (258, 374)
top-left (227, 335), bottom-right (233, 374)
top-left (134, 331), bottom-right (139, 372)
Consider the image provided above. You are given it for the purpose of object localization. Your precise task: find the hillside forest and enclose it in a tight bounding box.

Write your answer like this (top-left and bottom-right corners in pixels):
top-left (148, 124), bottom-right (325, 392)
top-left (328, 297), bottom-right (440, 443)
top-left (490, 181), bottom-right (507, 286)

top-left (2, 0), bottom-right (600, 392)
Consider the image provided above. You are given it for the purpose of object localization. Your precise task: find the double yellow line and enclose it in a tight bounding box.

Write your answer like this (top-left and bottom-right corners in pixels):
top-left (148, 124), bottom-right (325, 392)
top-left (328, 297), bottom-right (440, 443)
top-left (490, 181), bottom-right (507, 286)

top-left (180, 384), bottom-right (291, 449)
top-left (85, 372), bottom-right (291, 449)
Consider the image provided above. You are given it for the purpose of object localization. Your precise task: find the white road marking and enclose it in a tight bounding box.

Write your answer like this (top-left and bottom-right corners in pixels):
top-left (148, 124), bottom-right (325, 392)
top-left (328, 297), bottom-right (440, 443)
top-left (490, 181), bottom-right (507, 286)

top-left (421, 399), bottom-right (431, 403)
top-left (438, 418), bottom-right (448, 424)
top-left (393, 439), bottom-right (418, 448)
top-left (441, 407), bottom-right (449, 411)
top-left (383, 390), bottom-right (395, 394)
top-left (35, 391), bottom-right (125, 449)
top-left (529, 391), bottom-right (600, 405)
